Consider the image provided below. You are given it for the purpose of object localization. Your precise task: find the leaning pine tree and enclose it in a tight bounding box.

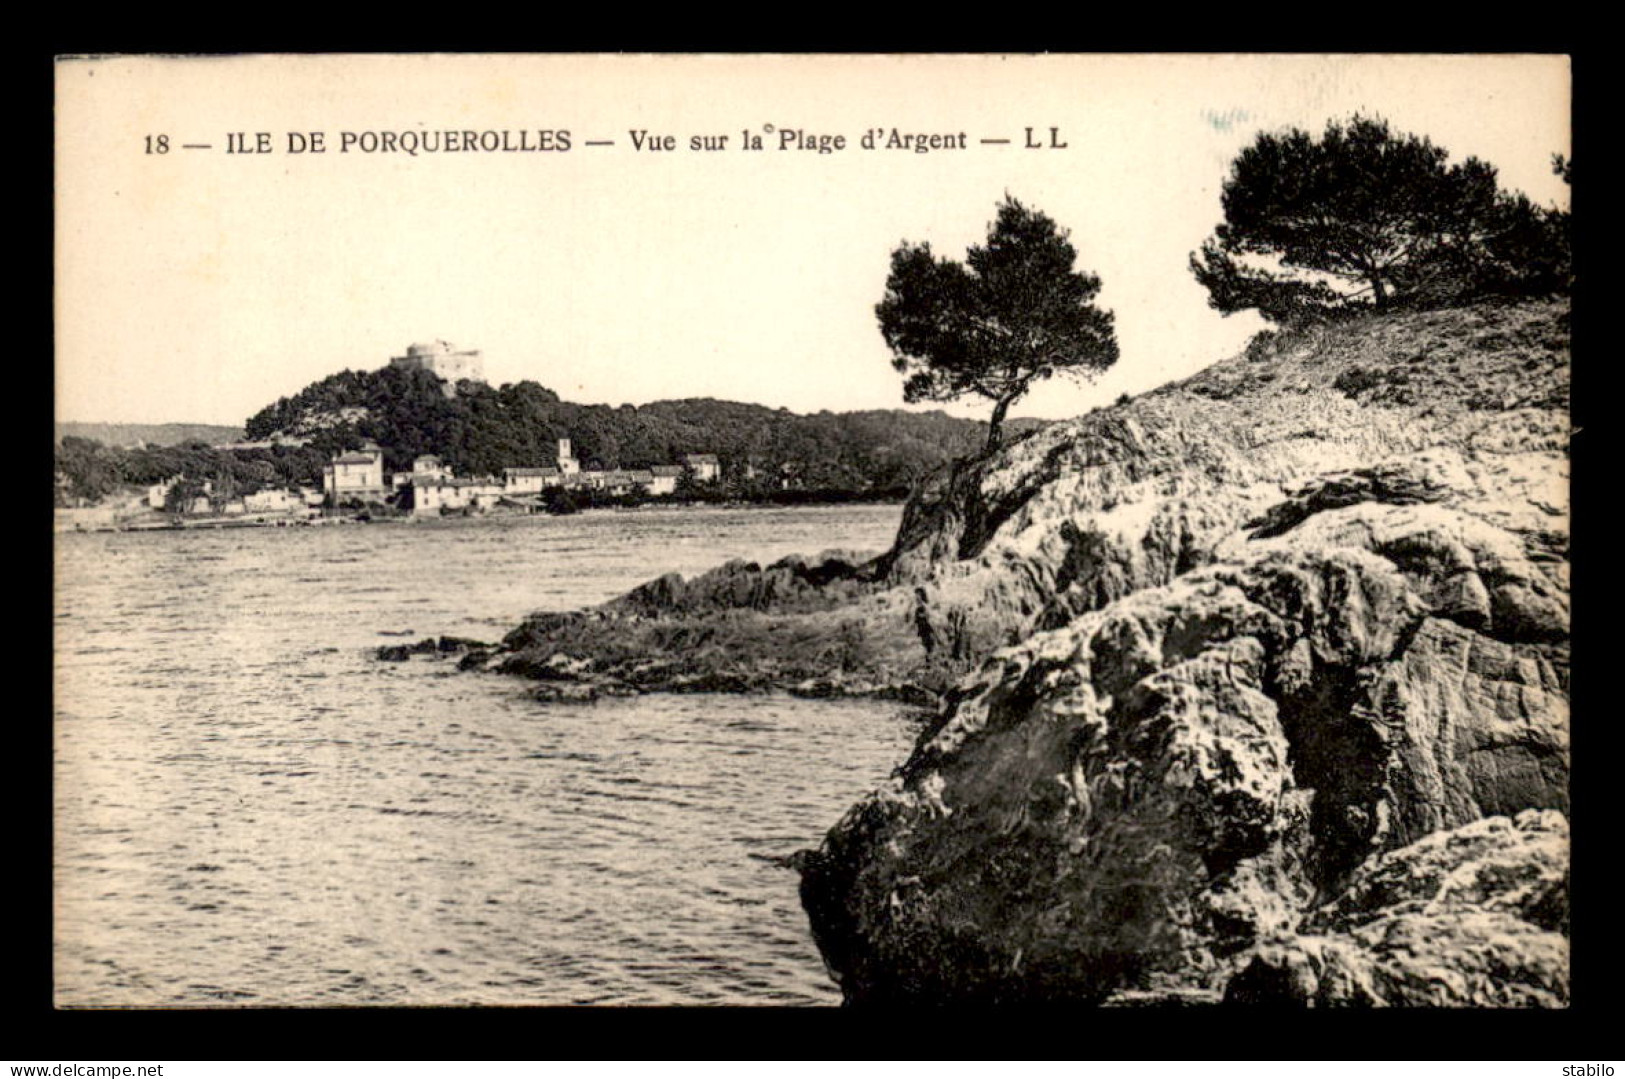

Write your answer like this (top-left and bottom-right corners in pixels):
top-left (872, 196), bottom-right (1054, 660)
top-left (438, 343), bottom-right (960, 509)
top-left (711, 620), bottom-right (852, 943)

top-left (877, 196), bottom-right (1119, 454)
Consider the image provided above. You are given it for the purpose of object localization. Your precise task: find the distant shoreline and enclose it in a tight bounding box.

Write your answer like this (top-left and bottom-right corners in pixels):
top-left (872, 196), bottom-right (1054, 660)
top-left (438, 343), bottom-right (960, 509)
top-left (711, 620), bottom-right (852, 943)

top-left (53, 498), bottom-right (908, 535)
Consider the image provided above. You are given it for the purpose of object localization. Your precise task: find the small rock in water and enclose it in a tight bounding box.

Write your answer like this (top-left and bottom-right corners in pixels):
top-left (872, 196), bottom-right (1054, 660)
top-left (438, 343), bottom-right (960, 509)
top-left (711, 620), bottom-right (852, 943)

top-left (533, 682), bottom-right (600, 704)
top-left (374, 638), bottom-right (441, 662)
top-left (437, 635), bottom-right (492, 653)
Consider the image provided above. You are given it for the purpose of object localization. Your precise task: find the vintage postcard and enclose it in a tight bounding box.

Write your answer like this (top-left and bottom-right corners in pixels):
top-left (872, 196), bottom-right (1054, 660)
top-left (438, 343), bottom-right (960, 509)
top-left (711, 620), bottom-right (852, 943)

top-left (54, 54), bottom-right (1570, 1009)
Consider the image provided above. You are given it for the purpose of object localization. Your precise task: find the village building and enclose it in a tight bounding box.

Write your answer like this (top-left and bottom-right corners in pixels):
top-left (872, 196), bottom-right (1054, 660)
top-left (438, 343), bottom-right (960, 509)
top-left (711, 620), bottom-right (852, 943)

top-left (558, 468), bottom-right (657, 496)
top-left (409, 477), bottom-right (505, 516)
top-left (146, 476), bottom-right (215, 511)
top-left (683, 453), bottom-right (720, 483)
top-left (648, 465), bottom-right (684, 496)
top-left (556, 438), bottom-right (580, 476)
top-left (412, 454), bottom-right (452, 481)
top-left (504, 466), bottom-right (561, 494)
top-left (318, 431), bottom-right (712, 517)
top-left (394, 455), bottom-right (450, 488)
top-left (243, 488), bottom-right (302, 514)
top-left (602, 470), bottom-right (643, 494)
top-left (147, 476), bottom-right (179, 509)
top-left (323, 445), bottom-right (387, 504)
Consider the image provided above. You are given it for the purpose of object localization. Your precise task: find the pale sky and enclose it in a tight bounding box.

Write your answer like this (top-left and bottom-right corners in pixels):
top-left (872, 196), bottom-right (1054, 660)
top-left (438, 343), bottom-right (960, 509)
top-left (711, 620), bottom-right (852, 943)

top-left (55, 54), bottom-right (1571, 427)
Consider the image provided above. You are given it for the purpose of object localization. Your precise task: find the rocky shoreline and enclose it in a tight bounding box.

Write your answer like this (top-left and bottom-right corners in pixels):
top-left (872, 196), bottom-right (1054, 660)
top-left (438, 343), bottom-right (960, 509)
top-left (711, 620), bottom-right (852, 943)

top-left (445, 551), bottom-right (940, 704)
top-left (440, 300), bottom-right (1571, 1006)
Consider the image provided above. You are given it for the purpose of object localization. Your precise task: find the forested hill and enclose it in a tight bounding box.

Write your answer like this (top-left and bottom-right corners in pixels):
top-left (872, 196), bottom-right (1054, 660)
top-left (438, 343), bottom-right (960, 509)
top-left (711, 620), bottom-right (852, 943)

top-left (244, 364), bottom-right (1042, 492)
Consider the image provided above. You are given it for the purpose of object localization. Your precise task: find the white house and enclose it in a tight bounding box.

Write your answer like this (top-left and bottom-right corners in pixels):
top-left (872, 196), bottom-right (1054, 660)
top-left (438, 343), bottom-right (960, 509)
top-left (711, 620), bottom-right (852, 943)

top-left (323, 446), bottom-right (387, 503)
top-left (410, 478), bottom-right (505, 515)
top-left (413, 455), bottom-right (452, 481)
top-left (244, 488), bottom-right (300, 514)
top-left (683, 453), bottom-right (720, 483)
top-left (648, 465), bottom-right (684, 496)
top-left (147, 477), bottom-right (178, 509)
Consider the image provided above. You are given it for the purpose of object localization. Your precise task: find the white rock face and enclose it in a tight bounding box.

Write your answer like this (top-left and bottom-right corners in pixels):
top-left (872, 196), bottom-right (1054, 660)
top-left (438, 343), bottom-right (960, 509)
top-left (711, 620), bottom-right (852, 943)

top-left (1225, 810), bottom-right (1569, 1007)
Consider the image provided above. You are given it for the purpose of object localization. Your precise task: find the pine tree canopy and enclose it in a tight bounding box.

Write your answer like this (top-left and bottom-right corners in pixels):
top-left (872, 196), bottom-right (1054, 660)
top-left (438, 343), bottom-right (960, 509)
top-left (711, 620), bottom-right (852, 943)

top-left (1191, 116), bottom-right (1571, 325)
top-left (877, 197), bottom-right (1119, 452)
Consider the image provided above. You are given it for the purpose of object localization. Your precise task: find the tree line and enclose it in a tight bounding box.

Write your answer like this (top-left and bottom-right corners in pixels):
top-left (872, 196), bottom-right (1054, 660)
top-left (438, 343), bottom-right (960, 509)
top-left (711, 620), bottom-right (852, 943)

top-left (53, 436), bottom-right (334, 509)
top-left (878, 116), bottom-right (1571, 449)
top-left (56, 367), bottom-right (1015, 507)
top-left (240, 364), bottom-right (1006, 492)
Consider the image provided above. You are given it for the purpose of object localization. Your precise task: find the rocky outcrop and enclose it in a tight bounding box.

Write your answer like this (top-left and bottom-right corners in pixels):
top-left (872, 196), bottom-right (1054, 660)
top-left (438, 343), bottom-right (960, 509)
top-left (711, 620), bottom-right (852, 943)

top-left (474, 550), bottom-right (942, 700)
top-left (1225, 810), bottom-right (1569, 1007)
top-left (462, 306), bottom-right (1568, 718)
top-left (798, 301), bottom-right (1569, 1004)
top-left (463, 299), bottom-right (1569, 1005)
top-left (882, 303), bottom-right (1569, 684)
top-left (799, 532), bottom-right (1568, 1001)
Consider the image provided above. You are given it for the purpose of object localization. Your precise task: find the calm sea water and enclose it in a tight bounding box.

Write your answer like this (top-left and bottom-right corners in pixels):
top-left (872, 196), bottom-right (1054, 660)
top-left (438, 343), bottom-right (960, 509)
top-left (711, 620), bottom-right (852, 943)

top-left (53, 505), bottom-right (914, 1007)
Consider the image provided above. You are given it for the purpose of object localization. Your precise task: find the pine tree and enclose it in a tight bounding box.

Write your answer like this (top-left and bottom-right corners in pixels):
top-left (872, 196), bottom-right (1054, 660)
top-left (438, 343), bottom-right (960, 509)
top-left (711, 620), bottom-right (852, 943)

top-left (1191, 116), bottom-right (1569, 325)
top-left (877, 197), bottom-right (1119, 453)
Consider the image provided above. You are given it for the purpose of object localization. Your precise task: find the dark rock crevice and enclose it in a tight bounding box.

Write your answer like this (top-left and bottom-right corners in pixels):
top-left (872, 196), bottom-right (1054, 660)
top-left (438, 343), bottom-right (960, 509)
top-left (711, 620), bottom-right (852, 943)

top-left (1270, 664), bottom-right (1392, 898)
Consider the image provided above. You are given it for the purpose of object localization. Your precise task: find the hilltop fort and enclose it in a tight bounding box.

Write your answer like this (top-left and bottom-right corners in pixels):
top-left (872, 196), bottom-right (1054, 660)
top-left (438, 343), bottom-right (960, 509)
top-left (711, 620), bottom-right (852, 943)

top-left (388, 340), bottom-right (485, 392)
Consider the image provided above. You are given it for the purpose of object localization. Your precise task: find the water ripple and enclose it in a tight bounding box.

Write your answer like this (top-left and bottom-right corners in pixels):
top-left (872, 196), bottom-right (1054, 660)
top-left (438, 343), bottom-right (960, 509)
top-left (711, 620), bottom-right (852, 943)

top-left (56, 506), bottom-right (914, 1007)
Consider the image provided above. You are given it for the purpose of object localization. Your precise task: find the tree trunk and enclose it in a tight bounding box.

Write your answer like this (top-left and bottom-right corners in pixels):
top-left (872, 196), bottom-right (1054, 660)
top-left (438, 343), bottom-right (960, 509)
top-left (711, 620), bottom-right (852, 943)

top-left (1370, 274), bottom-right (1388, 308)
top-left (986, 395), bottom-right (1014, 454)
